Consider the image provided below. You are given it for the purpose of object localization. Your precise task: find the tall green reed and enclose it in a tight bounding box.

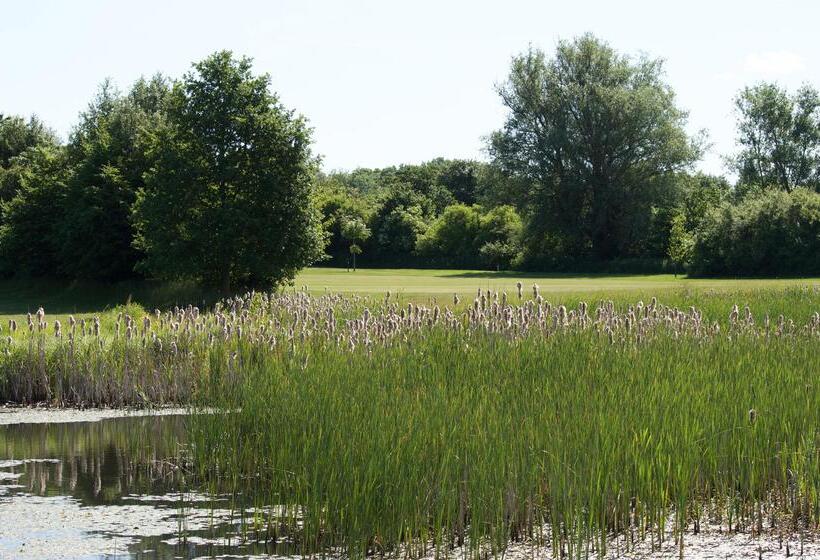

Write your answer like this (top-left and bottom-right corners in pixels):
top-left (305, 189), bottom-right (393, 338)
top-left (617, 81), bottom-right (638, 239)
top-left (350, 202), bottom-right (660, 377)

top-left (190, 306), bottom-right (820, 558)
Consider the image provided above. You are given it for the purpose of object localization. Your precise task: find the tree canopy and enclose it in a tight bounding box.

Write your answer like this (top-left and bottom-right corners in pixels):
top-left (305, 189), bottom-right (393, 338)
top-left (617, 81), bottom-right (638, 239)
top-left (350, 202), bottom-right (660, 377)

top-left (1, 37), bottom-right (820, 282)
top-left (58, 76), bottom-right (171, 280)
top-left (731, 82), bottom-right (820, 192)
top-left (133, 51), bottom-right (324, 291)
top-left (490, 34), bottom-right (701, 262)
top-left (0, 114), bottom-right (59, 203)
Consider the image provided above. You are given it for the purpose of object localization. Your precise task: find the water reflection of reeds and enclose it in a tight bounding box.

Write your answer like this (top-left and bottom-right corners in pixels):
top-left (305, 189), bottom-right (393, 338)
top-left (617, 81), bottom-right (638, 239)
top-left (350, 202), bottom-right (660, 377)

top-left (1, 415), bottom-right (190, 505)
top-left (0, 417), bottom-right (306, 559)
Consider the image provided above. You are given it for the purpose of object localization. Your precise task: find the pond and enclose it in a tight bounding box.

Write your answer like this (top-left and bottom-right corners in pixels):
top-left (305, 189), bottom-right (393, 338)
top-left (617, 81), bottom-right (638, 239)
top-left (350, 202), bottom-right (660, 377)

top-left (0, 410), bottom-right (294, 560)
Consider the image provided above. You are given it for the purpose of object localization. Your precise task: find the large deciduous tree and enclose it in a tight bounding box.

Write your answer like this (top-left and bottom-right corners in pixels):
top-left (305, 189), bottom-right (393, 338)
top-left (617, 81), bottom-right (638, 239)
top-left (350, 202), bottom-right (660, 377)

top-left (489, 34), bottom-right (700, 262)
top-left (731, 83), bottom-right (820, 192)
top-left (133, 51), bottom-right (324, 291)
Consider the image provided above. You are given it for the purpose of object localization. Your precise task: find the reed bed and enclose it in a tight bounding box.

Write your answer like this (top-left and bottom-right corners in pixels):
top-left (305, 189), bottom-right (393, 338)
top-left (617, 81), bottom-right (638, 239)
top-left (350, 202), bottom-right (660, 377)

top-left (0, 286), bottom-right (816, 406)
top-left (1, 284), bottom-right (819, 558)
top-left (176, 286), bottom-right (815, 559)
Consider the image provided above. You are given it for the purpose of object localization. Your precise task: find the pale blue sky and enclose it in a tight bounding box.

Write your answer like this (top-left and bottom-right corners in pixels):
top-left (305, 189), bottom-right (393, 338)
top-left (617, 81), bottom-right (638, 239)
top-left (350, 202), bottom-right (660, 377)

top-left (2, 0), bottom-right (818, 176)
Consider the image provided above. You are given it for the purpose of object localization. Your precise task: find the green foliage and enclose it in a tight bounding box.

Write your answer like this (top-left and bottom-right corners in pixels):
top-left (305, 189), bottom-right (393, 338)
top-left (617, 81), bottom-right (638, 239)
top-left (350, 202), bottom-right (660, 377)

top-left (133, 51), bottom-right (324, 291)
top-left (490, 34), bottom-right (701, 262)
top-left (678, 173), bottom-right (734, 230)
top-left (691, 188), bottom-right (820, 276)
top-left (732, 83), bottom-right (820, 192)
top-left (416, 204), bottom-right (482, 264)
top-left (59, 77), bottom-right (170, 280)
top-left (341, 216), bottom-right (370, 270)
top-left (417, 204), bottom-right (522, 269)
top-left (340, 216), bottom-right (371, 246)
top-left (474, 163), bottom-right (528, 209)
top-left (314, 176), bottom-right (376, 260)
top-left (434, 158), bottom-right (482, 204)
top-left (0, 114), bottom-right (57, 170)
top-left (368, 184), bottom-right (431, 257)
top-left (477, 205), bottom-right (523, 269)
top-left (0, 146), bottom-right (69, 276)
top-left (323, 159), bottom-right (485, 211)
top-left (0, 114), bottom-right (59, 202)
top-left (3, 37), bottom-right (820, 280)
top-left (316, 160), bottom-right (496, 267)
top-left (667, 212), bottom-right (693, 272)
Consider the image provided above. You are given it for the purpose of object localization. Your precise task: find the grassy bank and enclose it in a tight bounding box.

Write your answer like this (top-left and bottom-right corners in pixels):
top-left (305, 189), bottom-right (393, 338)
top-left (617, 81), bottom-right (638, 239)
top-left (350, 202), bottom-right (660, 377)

top-left (0, 278), bottom-right (220, 321)
top-left (0, 268), bottom-right (817, 319)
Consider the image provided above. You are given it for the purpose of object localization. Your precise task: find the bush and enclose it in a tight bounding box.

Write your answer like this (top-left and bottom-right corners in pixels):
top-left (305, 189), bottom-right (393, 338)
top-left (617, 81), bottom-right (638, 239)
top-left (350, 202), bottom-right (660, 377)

top-left (416, 205), bottom-right (482, 266)
top-left (690, 188), bottom-right (820, 276)
top-left (417, 204), bottom-right (522, 269)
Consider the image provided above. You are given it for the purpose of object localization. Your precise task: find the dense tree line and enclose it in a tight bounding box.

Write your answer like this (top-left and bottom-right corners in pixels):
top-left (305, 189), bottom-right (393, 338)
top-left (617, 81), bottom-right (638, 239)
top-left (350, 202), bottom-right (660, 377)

top-left (315, 35), bottom-right (820, 276)
top-left (2, 36), bottom-right (819, 286)
top-left (0, 52), bottom-right (323, 290)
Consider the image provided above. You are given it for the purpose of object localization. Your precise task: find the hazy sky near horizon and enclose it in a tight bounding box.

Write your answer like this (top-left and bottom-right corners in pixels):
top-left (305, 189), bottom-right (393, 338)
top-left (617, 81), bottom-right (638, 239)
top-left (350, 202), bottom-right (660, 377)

top-left (2, 0), bottom-right (818, 176)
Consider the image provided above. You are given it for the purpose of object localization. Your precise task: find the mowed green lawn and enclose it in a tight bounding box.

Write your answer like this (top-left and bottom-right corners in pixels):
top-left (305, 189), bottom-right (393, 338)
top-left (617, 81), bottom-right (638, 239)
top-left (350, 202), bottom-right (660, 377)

top-left (0, 268), bottom-right (816, 325)
top-left (296, 267), bottom-right (820, 299)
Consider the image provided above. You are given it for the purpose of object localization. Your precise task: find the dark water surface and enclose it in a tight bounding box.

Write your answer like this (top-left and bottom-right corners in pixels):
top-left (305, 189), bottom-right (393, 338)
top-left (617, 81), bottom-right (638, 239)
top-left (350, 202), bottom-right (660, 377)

top-left (0, 413), bottom-right (288, 559)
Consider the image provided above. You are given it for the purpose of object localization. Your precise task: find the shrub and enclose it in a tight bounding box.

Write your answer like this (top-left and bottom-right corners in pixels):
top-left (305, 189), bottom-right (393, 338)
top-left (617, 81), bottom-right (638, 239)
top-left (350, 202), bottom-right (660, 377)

top-left (690, 187), bottom-right (820, 276)
top-left (417, 204), bottom-right (523, 269)
top-left (416, 204), bottom-right (482, 266)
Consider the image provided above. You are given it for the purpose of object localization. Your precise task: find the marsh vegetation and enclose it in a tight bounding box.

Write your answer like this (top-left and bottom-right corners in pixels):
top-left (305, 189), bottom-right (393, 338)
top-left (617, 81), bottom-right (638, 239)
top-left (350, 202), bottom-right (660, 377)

top-left (1, 281), bottom-right (818, 557)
